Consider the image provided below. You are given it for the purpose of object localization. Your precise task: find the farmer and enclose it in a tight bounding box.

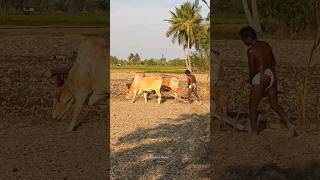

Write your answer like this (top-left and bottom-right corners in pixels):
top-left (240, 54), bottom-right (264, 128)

top-left (185, 70), bottom-right (201, 103)
top-left (239, 26), bottom-right (295, 135)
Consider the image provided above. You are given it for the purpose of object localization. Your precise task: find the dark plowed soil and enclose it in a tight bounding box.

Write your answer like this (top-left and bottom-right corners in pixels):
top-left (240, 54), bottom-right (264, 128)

top-left (211, 40), bottom-right (320, 180)
top-left (110, 72), bottom-right (210, 179)
top-left (0, 31), bottom-right (109, 179)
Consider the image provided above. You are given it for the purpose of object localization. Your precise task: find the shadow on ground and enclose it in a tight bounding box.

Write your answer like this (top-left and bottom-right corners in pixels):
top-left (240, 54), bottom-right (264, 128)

top-left (111, 113), bottom-right (210, 179)
top-left (221, 161), bottom-right (320, 180)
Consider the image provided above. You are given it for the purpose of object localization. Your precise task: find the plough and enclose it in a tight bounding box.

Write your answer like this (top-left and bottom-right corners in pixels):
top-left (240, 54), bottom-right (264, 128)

top-left (126, 82), bottom-right (188, 103)
top-left (162, 90), bottom-right (188, 103)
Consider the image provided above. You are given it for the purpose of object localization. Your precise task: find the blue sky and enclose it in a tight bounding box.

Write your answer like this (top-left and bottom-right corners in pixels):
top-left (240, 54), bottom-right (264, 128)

top-left (110, 0), bottom-right (210, 60)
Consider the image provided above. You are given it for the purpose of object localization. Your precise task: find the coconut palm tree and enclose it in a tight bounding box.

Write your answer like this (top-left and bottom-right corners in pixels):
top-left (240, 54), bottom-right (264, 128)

top-left (165, 2), bottom-right (202, 71)
top-left (242, 0), bottom-right (262, 33)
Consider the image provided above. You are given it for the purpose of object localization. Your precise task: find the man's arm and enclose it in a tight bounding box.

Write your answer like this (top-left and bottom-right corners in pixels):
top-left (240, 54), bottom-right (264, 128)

top-left (187, 76), bottom-right (191, 87)
top-left (192, 75), bottom-right (197, 84)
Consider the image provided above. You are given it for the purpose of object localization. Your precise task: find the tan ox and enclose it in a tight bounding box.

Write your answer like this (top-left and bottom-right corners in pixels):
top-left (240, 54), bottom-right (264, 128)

top-left (160, 75), bottom-right (181, 100)
top-left (46, 37), bottom-right (108, 132)
top-left (126, 74), bottom-right (183, 102)
top-left (126, 73), bottom-right (162, 104)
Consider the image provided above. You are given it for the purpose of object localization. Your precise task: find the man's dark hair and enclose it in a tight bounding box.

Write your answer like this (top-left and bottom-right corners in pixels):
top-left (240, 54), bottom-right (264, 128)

top-left (239, 26), bottom-right (257, 39)
top-left (185, 70), bottom-right (191, 74)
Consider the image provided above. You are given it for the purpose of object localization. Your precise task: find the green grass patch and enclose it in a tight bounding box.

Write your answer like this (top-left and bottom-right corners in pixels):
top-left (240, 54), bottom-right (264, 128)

top-left (212, 15), bottom-right (248, 39)
top-left (212, 23), bottom-right (247, 39)
top-left (212, 15), bottom-right (247, 24)
top-left (211, 15), bottom-right (316, 40)
top-left (0, 13), bottom-right (108, 26)
top-left (111, 65), bottom-right (187, 74)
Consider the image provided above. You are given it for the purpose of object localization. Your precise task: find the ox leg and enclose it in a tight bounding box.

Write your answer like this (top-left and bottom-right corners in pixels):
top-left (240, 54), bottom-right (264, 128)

top-left (155, 90), bottom-right (162, 104)
top-left (131, 90), bottom-right (138, 103)
top-left (174, 92), bottom-right (178, 101)
top-left (66, 93), bottom-right (87, 132)
top-left (143, 92), bottom-right (148, 104)
top-left (88, 91), bottom-right (105, 106)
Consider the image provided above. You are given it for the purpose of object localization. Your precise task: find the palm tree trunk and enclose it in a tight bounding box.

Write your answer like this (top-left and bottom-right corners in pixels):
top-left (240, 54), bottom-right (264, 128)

top-left (184, 48), bottom-right (190, 71)
top-left (188, 48), bottom-right (192, 71)
top-left (187, 38), bottom-right (192, 72)
top-left (242, 0), bottom-right (262, 33)
top-left (251, 0), bottom-right (262, 33)
top-left (242, 0), bottom-right (253, 27)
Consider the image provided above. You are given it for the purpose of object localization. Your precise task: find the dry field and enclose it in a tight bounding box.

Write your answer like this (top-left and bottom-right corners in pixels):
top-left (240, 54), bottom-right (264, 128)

top-left (211, 40), bottom-right (320, 180)
top-left (110, 72), bottom-right (210, 179)
top-left (0, 29), bottom-right (109, 179)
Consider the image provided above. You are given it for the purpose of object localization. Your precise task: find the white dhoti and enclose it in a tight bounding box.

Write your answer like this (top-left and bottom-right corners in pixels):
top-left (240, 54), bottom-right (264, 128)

top-left (251, 68), bottom-right (274, 91)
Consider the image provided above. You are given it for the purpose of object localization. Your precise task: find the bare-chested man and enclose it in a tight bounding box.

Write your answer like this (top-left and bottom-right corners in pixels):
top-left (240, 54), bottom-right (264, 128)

top-left (239, 26), bottom-right (295, 135)
top-left (185, 70), bottom-right (201, 104)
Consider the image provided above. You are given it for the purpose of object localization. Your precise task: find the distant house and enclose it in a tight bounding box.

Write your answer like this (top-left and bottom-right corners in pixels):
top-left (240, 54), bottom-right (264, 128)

top-left (23, 7), bottom-right (35, 15)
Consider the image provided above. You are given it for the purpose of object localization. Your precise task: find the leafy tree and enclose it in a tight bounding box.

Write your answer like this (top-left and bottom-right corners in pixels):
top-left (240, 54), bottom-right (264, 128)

top-left (258, 0), bottom-right (315, 34)
top-left (212, 0), bottom-right (243, 15)
top-left (134, 53), bottom-right (141, 63)
top-left (195, 21), bottom-right (210, 58)
top-left (128, 53), bottom-right (135, 64)
top-left (195, 0), bottom-right (209, 19)
top-left (128, 52), bottom-right (141, 65)
top-left (98, 0), bottom-right (108, 11)
top-left (191, 53), bottom-right (209, 72)
top-left (110, 55), bottom-right (119, 65)
top-left (144, 59), bottom-right (158, 66)
top-left (0, 0), bottom-right (108, 12)
top-left (167, 58), bottom-right (185, 66)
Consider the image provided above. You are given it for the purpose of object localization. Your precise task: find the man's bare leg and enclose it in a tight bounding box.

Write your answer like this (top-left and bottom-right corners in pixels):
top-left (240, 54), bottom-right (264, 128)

top-left (187, 88), bottom-right (192, 103)
top-left (266, 84), bottom-right (296, 136)
top-left (266, 84), bottom-right (288, 128)
top-left (193, 88), bottom-right (201, 102)
top-left (249, 85), bottom-right (264, 135)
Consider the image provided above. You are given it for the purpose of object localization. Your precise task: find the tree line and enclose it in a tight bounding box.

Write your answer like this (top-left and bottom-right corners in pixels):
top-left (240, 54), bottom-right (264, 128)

top-left (111, 52), bottom-right (208, 72)
top-left (0, 0), bottom-right (108, 13)
top-left (214, 0), bottom-right (319, 34)
top-left (111, 55), bottom-right (183, 66)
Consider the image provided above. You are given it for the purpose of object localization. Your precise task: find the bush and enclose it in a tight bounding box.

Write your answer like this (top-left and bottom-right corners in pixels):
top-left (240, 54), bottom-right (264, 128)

top-left (191, 54), bottom-right (208, 72)
top-left (167, 58), bottom-right (185, 66)
top-left (144, 59), bottom-right (158, 66)
top-left (110, 56), bottom-right (119, 65)
top-left (258, 0), bottom-right (316, 34)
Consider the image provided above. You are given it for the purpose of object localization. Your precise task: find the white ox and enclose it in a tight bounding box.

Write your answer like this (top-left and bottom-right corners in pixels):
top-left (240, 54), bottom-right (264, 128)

top-left (46, 37), bottom-right (108, 132)
top-left (126, 73), bottom-right (162, 104)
